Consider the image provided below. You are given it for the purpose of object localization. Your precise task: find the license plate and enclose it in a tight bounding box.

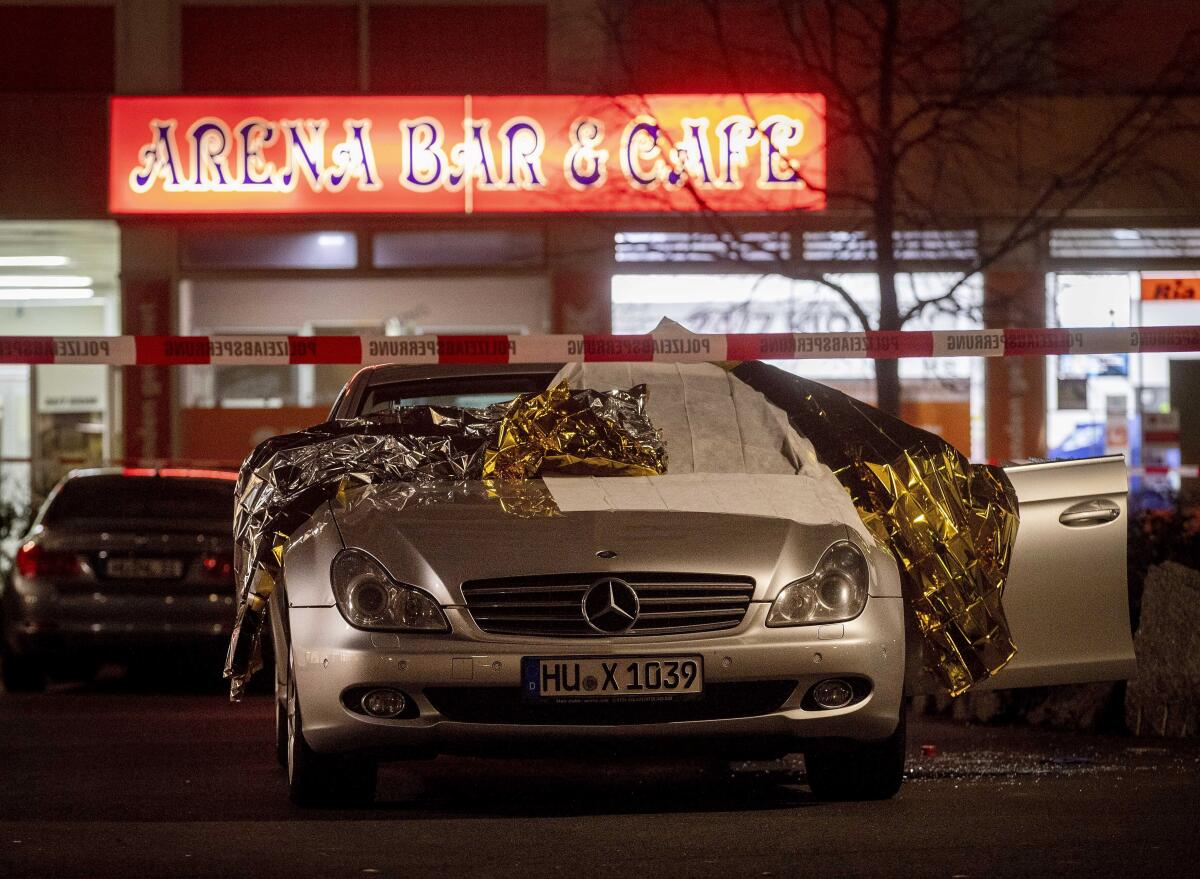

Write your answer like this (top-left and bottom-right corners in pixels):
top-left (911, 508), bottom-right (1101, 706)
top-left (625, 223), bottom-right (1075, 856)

top-left (106, 558), bottom-right (184, 579)
top-left (522, 656), bottom-right (704, 700)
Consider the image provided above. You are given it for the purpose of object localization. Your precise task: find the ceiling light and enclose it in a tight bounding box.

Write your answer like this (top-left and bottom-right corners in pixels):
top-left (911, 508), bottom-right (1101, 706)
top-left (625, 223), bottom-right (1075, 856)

top-left (0, 275), bottom-right (92, 288)
top-left (0, 256), bottom-right (70, 267)
top-left (316, 233), bottom-right (349, 247)
top-left (0, 288), bottom-right (95, 301)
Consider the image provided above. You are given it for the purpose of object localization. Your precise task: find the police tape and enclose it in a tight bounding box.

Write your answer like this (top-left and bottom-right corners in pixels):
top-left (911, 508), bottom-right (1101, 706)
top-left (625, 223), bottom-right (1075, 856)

top-left (1130, 465), bottom-right (1200, 478)
top-left (6, 454), bottom-right (1191, 478)
top-left (2, 326), bottom-right (1200, 365)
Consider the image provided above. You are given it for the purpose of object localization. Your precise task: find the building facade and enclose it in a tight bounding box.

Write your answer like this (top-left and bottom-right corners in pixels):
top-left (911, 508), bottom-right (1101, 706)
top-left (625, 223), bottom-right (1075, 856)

top-left (2, 0), bottom-right (1200, 501)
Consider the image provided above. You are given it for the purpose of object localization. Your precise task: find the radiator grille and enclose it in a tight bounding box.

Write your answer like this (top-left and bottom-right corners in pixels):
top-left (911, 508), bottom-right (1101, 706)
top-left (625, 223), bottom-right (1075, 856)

top-left (460, 572), bottom-right (755, 637)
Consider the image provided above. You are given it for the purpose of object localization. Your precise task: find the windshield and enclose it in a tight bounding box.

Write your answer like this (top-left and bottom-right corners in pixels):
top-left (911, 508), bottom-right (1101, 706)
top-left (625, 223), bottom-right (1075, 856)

top-left (368, 391), bottom-right (523, 412)
top-left (42, 476), bottom-right (235, 525)
top-left (358, 374), bottom-right (556, 416)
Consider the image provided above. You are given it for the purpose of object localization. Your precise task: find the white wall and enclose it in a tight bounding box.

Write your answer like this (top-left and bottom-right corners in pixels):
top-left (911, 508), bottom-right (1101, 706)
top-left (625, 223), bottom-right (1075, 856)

top-left (611, 272), bottom-right (982, 381)
top-left (180, 275), bottom-right (552, 407)
top-left (0, 303), bottom-right (108, 336)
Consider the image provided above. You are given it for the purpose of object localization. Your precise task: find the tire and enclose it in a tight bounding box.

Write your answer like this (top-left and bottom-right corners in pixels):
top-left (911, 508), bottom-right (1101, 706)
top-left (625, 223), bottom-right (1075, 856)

top-left (285, 658), bottom-right (376, 807)
top-left (1, 645), bottom-right (47, 694)
top-left (804, 707), bottom-right (907, 801)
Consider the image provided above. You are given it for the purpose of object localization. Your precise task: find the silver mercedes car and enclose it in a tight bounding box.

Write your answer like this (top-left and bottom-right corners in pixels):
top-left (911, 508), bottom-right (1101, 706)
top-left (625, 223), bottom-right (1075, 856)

top-left (263, 363), bottom-right (1135, 806)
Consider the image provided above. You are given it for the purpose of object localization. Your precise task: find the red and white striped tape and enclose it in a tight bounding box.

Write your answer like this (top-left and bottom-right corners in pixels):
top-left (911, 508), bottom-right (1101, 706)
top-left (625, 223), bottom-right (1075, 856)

top-left (6, 454), bottom-right (1191, 477)
top-left (1, 325), bottom-right (1199, 366)
top-left (1130, 465), bottom-right (1200, 478)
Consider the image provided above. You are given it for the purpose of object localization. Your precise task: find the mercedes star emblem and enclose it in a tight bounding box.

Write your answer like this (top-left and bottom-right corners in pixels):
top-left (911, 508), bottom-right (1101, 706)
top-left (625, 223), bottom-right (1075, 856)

top-left (582, 577), bottom-right (640, 634)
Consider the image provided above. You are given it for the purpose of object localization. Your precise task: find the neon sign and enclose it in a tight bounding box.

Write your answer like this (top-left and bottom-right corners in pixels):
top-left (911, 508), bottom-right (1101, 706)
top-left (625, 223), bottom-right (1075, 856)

top-left (109, 95), bottom-right (825, 214)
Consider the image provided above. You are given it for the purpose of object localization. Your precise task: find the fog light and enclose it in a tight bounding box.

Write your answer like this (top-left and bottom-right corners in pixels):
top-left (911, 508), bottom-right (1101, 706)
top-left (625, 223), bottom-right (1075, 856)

top-left (360, 688), bottom-right (408, 718)
top-left (810, 678), bottom-right (855, 709)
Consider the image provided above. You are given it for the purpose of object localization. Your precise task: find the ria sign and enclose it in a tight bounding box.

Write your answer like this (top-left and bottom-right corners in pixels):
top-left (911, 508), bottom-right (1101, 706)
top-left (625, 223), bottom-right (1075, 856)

top-left (108, 94), bottom-right (825, 214)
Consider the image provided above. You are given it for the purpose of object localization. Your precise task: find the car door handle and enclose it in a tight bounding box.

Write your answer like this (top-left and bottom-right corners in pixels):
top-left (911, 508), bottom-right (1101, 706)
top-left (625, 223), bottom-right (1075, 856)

top-left (1059, 499), bottom-right (1121, 527)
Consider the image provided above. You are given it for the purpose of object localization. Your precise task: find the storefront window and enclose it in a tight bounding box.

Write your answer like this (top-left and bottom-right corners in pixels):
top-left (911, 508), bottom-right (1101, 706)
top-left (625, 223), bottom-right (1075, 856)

top-left (180, 231), bottom-right (358, 270)
top-left (612, 271), bottom-right (984, 457)
top-left (373, 230), bottom-right (543, 268)
top-left (1050, 228), bottom-right (1200, 260)
top-left (1047, 270), bottom-right (1200, 485)
top-left (801, 230), bottom-right (978, 262)
top-left (0, 221), bottom-right (119, 506)
top-left (614, 232), bottom-right (790, 263)
top-left (1047, 272), bottom-right (1134, 462)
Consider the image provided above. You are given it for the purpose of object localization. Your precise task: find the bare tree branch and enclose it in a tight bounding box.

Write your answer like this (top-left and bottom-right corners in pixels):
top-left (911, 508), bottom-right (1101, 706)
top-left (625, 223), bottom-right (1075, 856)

top-left (595, 0), bottom-right (1200, 412)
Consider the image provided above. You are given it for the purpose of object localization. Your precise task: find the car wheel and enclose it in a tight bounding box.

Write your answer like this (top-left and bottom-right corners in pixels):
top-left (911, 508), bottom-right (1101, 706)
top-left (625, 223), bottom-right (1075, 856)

top-left (804, 706), bottom-right (906, 801)
top-left (285, 659), bottom-right (376, 807)
top-left (0, 644), bottom-right (47, 694)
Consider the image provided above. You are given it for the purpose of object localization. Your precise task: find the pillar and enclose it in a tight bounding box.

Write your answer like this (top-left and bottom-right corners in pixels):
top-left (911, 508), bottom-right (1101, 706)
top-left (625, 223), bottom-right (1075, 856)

top-left (545, 2), bottom-right (616, 334)
top-left (984, 267), bottom-right (1048, 462)
top-left (118, 228), bottom-right (178, 463)
top-left (115, 1), bottom-right (181, 462)
top-left (547, 224), bottom-right (613, 334)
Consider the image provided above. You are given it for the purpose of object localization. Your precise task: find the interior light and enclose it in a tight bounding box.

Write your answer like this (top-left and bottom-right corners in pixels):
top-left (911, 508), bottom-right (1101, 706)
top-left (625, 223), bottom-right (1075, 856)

top-left (0, 256), bottom-right (70, 267)
top-left (1112, 228), bottom-right (1142, 240)
top-left (316, 233), bottom-right (348, 247)
top-left (0, 275), bottom-right (92, 288)
top-left (0, 288), bottom-right (94, 301)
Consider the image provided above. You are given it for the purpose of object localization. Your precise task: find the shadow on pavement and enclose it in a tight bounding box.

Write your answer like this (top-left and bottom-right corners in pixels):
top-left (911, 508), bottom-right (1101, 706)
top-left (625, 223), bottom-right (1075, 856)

top-left (359, 758), bottom-right (818, 818)
top-left (1, 682), bottom-right (821, 823)
top-left (41, 650), bottom-right (272, 697)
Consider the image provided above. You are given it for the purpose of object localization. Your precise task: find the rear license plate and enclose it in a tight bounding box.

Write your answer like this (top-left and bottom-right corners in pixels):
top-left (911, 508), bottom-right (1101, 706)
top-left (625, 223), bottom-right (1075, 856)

top-left (106, 558), bottom-right (184, 579)
top-left (522, 656), bottom-right (704, 700)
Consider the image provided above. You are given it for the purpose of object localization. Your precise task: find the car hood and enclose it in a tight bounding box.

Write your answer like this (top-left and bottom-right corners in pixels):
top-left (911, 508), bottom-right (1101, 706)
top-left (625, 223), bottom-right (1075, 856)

top-left (326, 482), bottom-right (855, 604)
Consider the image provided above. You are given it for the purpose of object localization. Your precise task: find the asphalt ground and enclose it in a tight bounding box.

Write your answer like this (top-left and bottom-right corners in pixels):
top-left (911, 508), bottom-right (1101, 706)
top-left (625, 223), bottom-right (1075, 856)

top-left (3, 671), bottom-right (1199, 879)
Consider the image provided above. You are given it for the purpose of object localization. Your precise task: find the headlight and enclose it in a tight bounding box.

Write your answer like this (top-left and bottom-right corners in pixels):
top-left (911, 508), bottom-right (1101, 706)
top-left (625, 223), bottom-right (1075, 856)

top-left (331, 549), bottom-right (449, 632)
top-left (767, 541), bottom-right (870, 626)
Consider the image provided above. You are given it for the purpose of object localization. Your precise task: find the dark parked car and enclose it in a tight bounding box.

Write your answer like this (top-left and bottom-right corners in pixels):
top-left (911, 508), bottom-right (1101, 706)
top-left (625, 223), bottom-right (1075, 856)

top-left (1, 467), bottom-right (238, 692)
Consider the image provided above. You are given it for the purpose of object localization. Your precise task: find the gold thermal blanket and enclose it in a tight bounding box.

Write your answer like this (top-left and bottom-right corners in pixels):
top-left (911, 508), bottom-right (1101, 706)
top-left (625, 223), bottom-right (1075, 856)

top-left (733, 362), bottom-right (1019, 695)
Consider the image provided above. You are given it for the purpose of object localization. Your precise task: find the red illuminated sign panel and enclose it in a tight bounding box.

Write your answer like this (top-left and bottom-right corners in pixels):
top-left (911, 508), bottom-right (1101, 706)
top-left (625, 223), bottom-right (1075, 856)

top-left (108, 94), bottom-right (825, 215)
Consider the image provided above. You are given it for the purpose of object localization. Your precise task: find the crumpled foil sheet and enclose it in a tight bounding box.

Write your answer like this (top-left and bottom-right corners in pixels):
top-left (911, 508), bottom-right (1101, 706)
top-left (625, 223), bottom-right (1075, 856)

top-left (483, 382), bottom-right (666, 481)
top-left (734, 361), bottom-right (1020, 696)
top-left (337, 479), bottom-right (565, 521)
top-left (225, 384), bottom-right (661, 698)
top-left (225, 407), bottom-right (504, 695)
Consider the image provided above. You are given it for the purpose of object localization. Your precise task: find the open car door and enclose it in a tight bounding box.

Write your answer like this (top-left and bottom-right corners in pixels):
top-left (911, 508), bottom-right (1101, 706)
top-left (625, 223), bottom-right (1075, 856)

top-left (975, 455), bottom-right (1136, 690)
top-left (906, 455), bottom-right (1136, 693)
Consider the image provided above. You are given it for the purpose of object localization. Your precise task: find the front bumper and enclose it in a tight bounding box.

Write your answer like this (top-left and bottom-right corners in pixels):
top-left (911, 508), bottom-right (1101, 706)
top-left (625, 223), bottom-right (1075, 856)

top-left (290, 596), bottom-right (906, 758)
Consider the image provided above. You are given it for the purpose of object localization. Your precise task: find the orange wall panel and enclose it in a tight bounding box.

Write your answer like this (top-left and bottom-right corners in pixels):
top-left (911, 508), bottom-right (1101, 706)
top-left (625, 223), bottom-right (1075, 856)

top-left (900, 400), bottom-right (971, 457)
top-left (179, 407), bottom-right (329, 467)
